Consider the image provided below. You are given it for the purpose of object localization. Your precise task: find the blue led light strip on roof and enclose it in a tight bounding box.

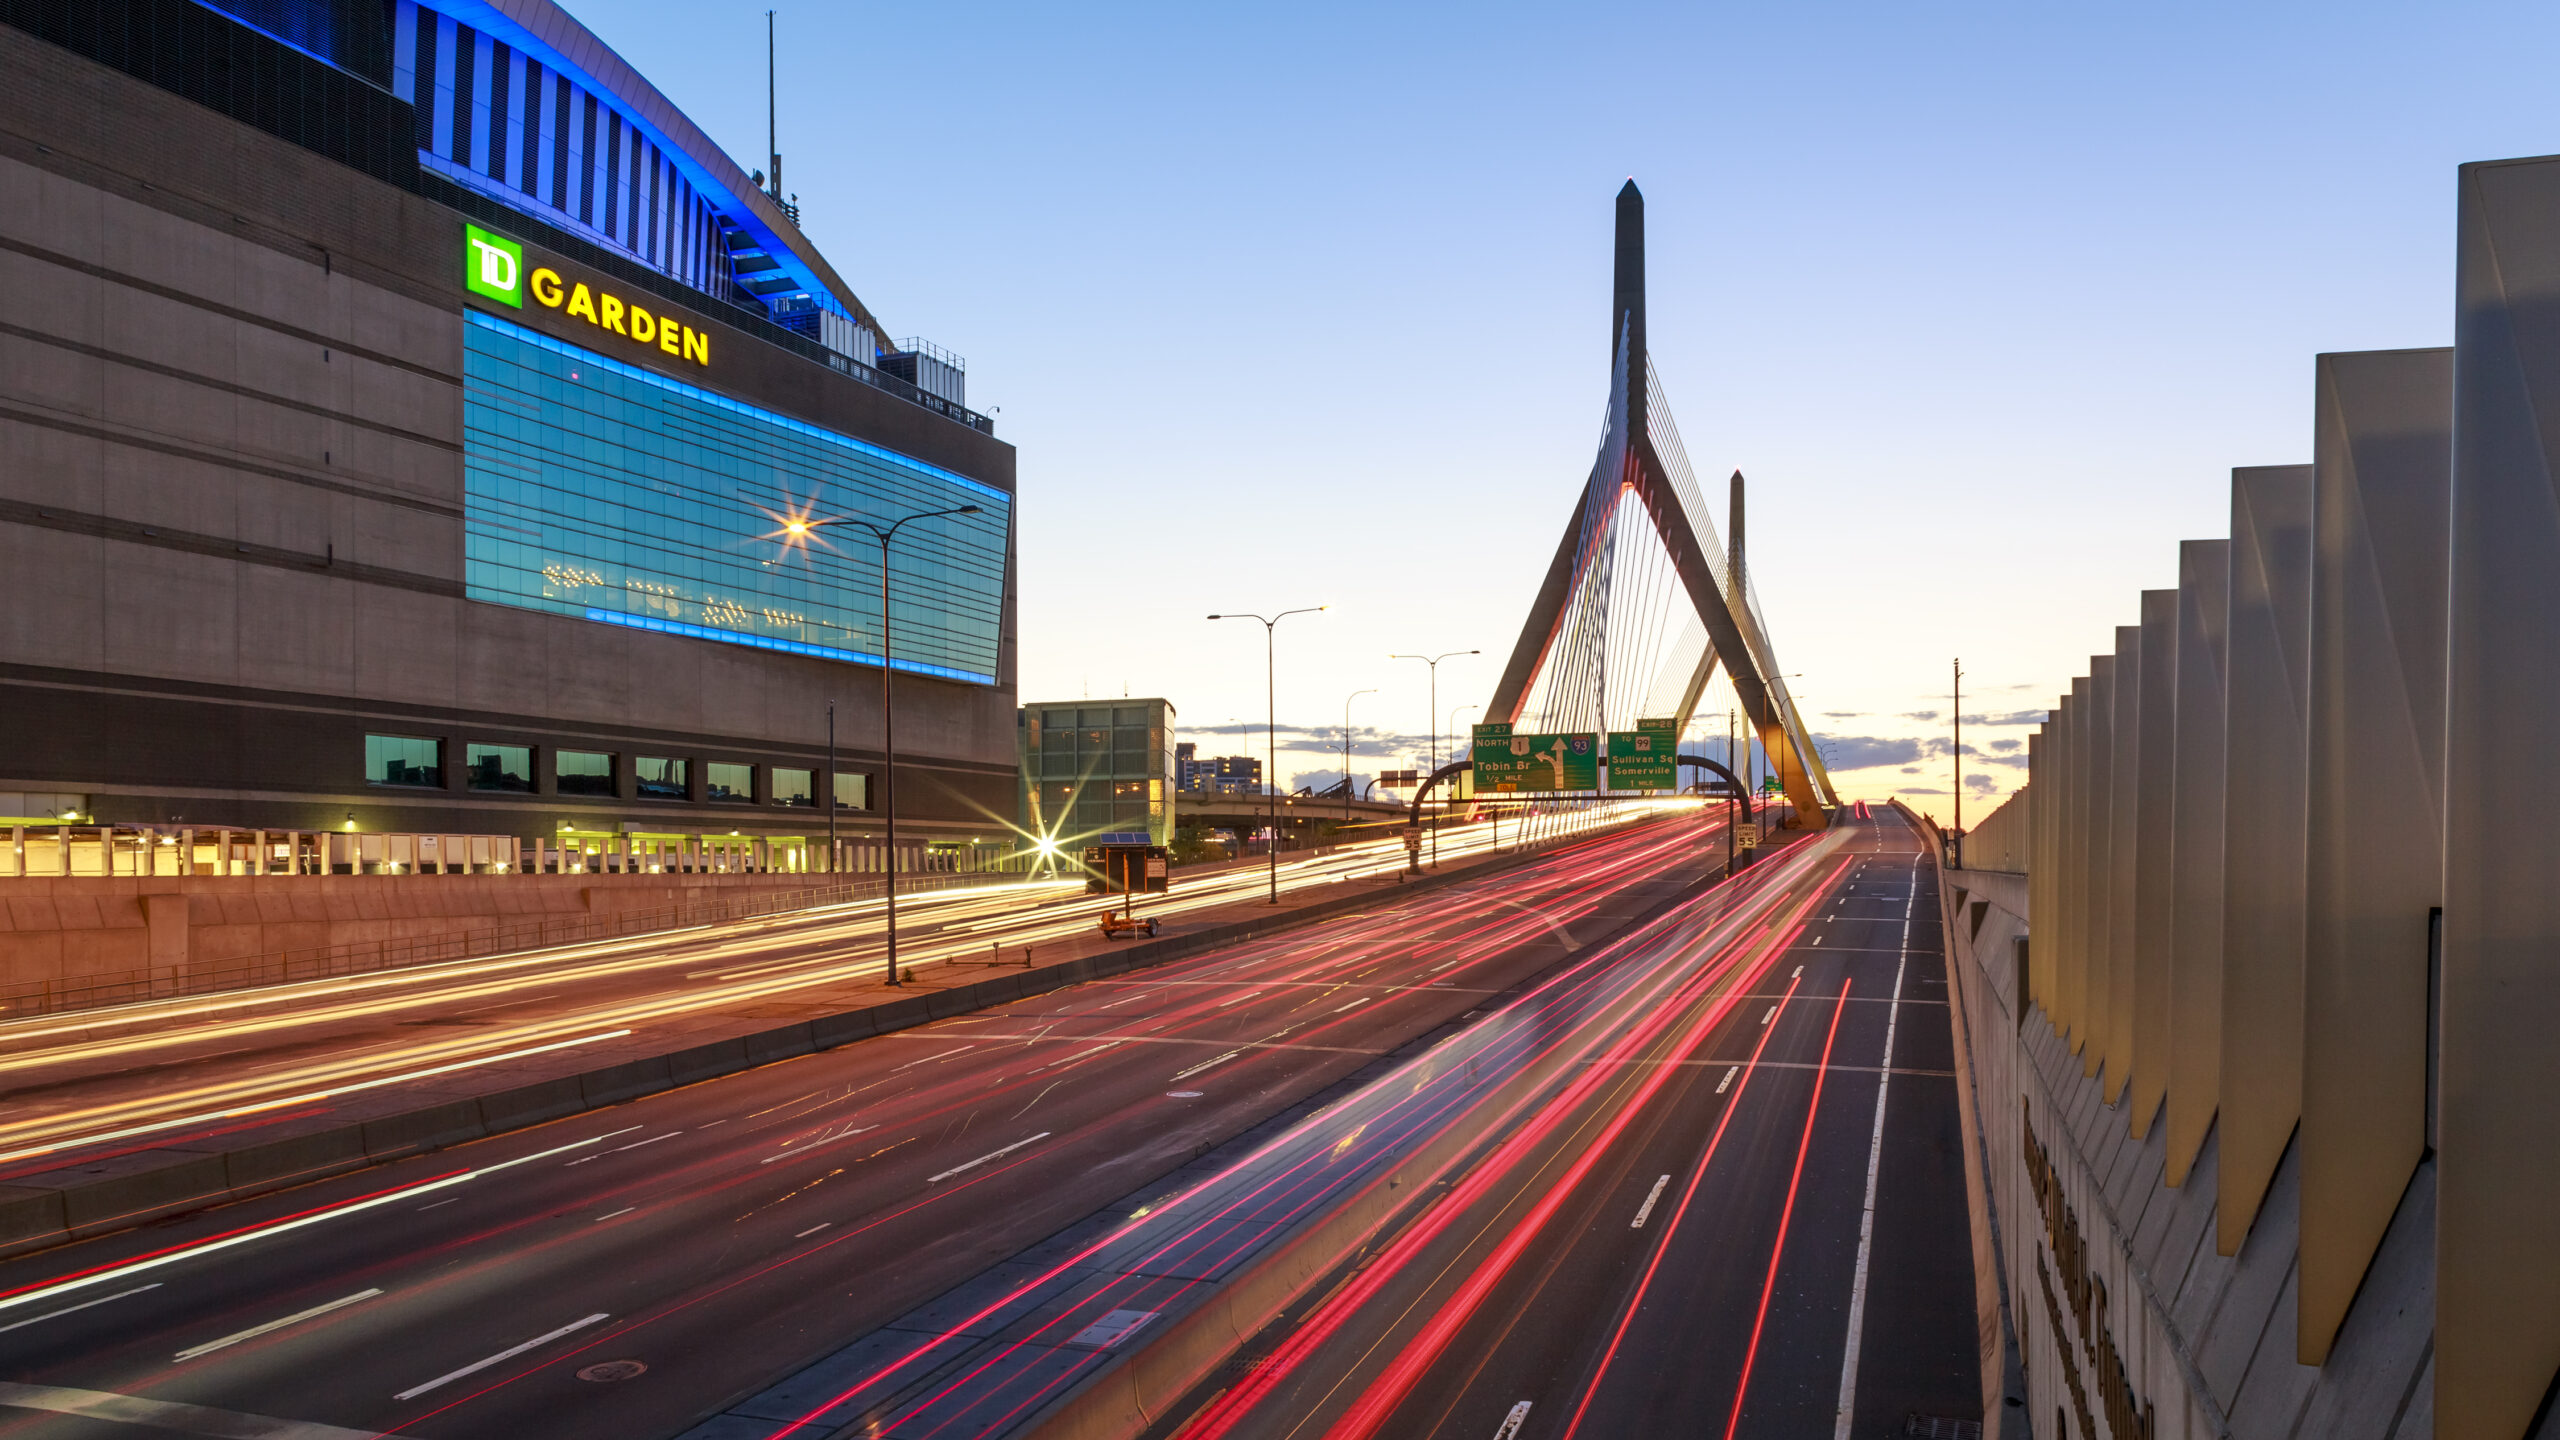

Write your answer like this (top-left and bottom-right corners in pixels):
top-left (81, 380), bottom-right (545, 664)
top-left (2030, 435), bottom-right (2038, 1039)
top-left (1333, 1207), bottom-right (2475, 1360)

top-left (584, 609), bottom-right (996, 685)
top-left (466, 311), bottom-right (1008, 504)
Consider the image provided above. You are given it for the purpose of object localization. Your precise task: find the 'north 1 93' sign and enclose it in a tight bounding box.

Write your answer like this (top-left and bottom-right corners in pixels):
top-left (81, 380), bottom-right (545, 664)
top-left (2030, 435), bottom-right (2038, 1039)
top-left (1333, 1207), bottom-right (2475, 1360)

top-left (465, 224), bottom-right (710, 367)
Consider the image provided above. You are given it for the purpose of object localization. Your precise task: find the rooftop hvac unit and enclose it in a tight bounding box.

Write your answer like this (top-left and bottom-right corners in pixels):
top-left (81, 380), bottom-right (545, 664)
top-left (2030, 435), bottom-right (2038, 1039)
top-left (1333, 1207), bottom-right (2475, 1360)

top-left (879, 338), bottom-right (965, 408)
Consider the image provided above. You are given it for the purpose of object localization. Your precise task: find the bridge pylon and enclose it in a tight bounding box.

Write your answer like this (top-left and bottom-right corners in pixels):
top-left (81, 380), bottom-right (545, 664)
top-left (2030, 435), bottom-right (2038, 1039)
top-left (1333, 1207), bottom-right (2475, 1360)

top-left (1484, 181), bottom-right (1835, 826)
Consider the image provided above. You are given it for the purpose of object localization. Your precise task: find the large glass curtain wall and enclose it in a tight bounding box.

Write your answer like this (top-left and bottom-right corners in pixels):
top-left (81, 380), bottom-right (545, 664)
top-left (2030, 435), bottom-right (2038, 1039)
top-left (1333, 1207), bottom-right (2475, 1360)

top-left (462, 314), bottom-right (1009, 682)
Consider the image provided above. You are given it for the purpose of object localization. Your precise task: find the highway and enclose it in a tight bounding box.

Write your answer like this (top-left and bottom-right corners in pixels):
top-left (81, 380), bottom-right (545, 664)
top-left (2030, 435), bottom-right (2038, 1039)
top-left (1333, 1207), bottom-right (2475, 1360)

top-left (0, 808), bottom-right (1742, 1439)
top-left (0, 800), bottom-right (1686, 1183)
top-left (1128, 806), bottom-right (1981, 1440)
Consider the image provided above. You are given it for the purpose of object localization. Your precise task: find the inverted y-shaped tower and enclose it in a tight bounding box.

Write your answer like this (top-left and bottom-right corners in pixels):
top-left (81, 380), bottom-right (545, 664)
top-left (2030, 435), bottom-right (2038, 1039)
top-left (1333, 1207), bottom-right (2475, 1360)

top-left (1485, 181), bottom-right (1833, 826)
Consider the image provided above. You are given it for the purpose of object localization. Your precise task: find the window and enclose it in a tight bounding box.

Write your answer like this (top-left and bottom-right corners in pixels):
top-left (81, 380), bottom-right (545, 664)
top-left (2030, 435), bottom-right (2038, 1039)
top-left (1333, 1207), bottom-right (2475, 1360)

top-left (706, 762), bottom-right (754, 801)
top-left (772, 767), bottom-right (814, 807)
top-left (459, 316), bottom-right (1009, 685)
top-left (467, 743), bottom-right (533, 792)
top-left (366, 735), bottom-right (442, 788)
top-left (636, 756), bottom-right (688, 799)
top-left (833, 772), bottom-right (869, 811)
top-left (557, 750), bottom-right (615, 796)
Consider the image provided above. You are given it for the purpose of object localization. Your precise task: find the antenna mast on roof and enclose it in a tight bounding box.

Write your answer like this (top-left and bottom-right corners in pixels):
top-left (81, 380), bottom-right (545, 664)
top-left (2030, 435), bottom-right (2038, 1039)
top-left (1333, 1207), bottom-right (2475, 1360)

top-left (765, 10), bottom-right (782, 203)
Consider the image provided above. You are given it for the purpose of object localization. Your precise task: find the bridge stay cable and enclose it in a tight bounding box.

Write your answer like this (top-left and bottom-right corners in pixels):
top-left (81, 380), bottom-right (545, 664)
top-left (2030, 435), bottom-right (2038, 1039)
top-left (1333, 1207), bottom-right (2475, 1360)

top-left (1481, 181), bottom-right (1835, 825)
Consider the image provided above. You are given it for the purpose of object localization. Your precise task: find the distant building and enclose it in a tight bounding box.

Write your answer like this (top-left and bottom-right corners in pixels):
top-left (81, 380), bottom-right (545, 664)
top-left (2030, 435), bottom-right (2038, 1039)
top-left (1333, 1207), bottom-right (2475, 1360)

top-left (1020, 701), bottom-right (1176, 847)
top-left (1177, 748), bottom-right (1262, 796)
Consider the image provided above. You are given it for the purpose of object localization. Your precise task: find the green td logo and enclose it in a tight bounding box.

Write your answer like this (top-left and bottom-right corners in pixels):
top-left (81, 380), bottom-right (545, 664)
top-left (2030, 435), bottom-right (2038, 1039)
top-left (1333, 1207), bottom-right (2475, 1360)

top-left (464, 224), bottom-right (523, 307)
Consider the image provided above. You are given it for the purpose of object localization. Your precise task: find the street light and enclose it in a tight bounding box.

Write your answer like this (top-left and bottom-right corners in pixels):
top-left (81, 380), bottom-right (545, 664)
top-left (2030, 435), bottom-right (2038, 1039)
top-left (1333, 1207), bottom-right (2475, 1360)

top-left (1211, 606), bottom-right (1327, 902)
top-left (1391, 650), bottom-right (1478, 868)
top-left (1343, 688), bottom-right (1376, 825)
top-left (1445, 702), bottom-right (1480, 868)
top-left (779, 502), bottom-right (982, 987)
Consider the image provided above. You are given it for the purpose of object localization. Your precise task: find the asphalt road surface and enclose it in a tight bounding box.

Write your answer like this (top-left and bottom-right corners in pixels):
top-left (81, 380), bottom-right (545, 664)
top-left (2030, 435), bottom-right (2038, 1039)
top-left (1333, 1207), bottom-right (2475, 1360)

top-left (0, 811), bottom-right (1742, 1439)
top-left (1134, 806), bottom-right (1981, 1440)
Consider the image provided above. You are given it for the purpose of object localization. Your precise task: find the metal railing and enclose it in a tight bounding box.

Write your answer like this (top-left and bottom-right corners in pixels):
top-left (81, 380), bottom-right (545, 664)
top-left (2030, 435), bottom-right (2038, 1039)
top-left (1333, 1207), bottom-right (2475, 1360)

top-left (0, 869), bottom-right (1014, 1021)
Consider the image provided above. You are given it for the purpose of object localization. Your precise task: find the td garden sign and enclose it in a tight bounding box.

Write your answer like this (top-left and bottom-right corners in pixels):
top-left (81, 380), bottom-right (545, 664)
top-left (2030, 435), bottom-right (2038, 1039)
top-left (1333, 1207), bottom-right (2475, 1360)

top-left (465, 224), bottom-right (711, 367)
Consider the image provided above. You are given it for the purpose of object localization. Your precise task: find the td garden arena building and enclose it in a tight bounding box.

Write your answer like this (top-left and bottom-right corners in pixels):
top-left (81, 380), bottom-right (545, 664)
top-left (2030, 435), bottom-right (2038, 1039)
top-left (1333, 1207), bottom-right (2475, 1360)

top-left (0, 0), bottom-right (1020, 868)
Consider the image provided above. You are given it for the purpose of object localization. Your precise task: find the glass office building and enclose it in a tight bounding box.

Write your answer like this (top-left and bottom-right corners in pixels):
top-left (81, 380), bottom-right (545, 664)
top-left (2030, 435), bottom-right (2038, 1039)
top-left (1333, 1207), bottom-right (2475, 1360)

top-left (462, 314), bottom-right (1008, 682)
top-left (1021, 701), bottom-right (1177, 847)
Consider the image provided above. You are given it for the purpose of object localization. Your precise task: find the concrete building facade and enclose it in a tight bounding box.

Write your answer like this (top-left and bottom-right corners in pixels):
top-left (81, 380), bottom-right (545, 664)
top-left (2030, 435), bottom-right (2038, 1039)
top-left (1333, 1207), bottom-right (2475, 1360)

top-left (0, 0), bottom-right (1018, 868)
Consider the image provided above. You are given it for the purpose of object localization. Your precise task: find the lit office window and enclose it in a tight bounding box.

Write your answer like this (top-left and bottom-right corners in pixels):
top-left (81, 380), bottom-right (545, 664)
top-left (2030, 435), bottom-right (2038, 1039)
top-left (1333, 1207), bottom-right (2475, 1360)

top-left (558, 750), bottom-right (615, 796)
top-left (833, 772), bottom-right (869, 811)
top-left (366, 735), bottom-right (442, 788)
top-left (461, 316), bottom-right (1011, 684)
top-left (636, 757), bottom-right (689, 799)
top-left (772, 768), bottom-right (814, 807)
top-left (467, 743), bottom-right (533, 792)
top-left (706, 762), bottom-right (754, 801)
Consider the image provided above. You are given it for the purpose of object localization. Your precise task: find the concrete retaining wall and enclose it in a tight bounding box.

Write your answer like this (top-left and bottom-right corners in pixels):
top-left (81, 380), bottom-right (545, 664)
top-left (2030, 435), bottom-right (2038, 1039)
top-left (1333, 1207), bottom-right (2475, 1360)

top-left (0, 869), bottom-right (965, 994)
top-left (1920, 804), bottom-right (2438, 1440)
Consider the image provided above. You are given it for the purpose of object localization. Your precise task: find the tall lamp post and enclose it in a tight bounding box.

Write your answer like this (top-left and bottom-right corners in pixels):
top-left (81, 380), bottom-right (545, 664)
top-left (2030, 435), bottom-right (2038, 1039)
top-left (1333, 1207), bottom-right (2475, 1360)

top-left (1446, 702), bottom-right (1480, 866)
top-left (1392, 650), bottom-right (1477, 868)
top-left (1343, 688), bottom-right (1375, 825)
top-left (783, 503), bottom-right (981, 986)
top-left (1211, 606), bottom-right (1327, 903)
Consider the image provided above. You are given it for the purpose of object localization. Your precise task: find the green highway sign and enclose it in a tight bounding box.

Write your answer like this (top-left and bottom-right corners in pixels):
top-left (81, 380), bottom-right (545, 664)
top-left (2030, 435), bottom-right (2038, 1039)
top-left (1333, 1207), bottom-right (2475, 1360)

top-left (1472, 723), bottom-right (1600, 793)
top-left (1605, 717), bottom-right (1679, 791)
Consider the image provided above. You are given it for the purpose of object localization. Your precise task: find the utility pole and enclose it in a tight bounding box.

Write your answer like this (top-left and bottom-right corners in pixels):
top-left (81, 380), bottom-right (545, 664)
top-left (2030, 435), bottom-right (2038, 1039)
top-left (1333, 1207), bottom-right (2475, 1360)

top-left (1952, 657), bottom-right (1965, 871)
top-left (1343, 688), bottom-right (1375, 825)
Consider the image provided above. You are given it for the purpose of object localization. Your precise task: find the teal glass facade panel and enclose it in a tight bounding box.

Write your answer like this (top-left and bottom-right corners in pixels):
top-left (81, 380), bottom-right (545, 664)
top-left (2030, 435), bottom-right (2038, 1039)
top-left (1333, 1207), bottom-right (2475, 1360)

top-left (461, 313), bottom-right (1009, 684)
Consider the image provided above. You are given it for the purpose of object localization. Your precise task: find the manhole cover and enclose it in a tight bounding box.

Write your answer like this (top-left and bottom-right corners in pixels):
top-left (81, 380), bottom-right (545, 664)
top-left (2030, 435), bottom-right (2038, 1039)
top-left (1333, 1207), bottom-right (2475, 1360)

top-left (1166, 1091), bottom-right (1204, 1098)
top-left (577, 1361), bottom-right (647, 1383)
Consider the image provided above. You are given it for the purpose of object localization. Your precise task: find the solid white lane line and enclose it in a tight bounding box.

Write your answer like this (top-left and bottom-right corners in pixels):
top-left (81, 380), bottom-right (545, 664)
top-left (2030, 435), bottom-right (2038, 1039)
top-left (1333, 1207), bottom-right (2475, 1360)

top-left (592, 1207), bottom-right (636, 1222)
top-left (1832, 870), bottom-right (1915, 1439)
top-left (926, 1133), bottom-right (1051, 1184)
top-left (1630, 1175), bottom-right (1671, 1229)
top-left (0, 1382), bottom-right (395, 1440)
top-left (393, 1313), bottom-right (609, 1401)
top-left (175, 1288), bottom-right (382, 1361)
top-left (795, 1223), bottom-right (832, 1238)
top-left (0, 1284), bottom-right (160, 1335)
top-left (1493, 1400), bottom-right (1533, 1439)
top-left (1170, 1050), bottom-right (1243, 1081)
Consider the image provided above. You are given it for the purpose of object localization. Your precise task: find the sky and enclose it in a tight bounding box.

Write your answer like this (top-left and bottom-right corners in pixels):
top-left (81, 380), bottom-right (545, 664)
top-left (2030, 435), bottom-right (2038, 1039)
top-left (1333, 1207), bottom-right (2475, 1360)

top-left (568, 0), bottom-right (2560, 820)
